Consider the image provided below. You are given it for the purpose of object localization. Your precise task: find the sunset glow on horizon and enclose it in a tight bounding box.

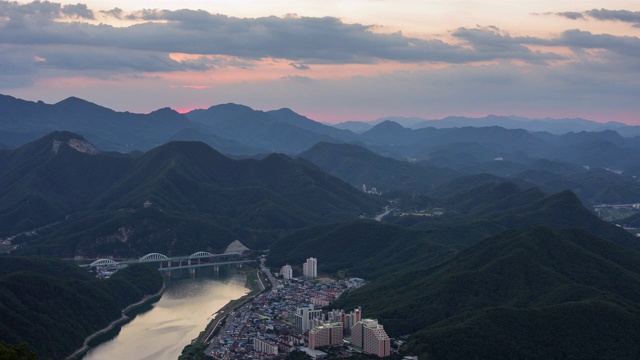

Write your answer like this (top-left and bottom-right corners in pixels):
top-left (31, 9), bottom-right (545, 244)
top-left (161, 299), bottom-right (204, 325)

top-left (2, 0), bottom-right (640, 124)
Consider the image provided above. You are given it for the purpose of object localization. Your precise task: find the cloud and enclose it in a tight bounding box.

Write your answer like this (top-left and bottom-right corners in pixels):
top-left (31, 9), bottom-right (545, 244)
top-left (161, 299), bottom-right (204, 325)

top-left (555, 8), bottom-right (640, 27)
top-left (557, 30), bottom-right (640, 58)
top-left (585, 9), bottom-right (640, 27)
top-left (281, 75), bottom-right (314, 83)
top-left (0, 1), bottom-right (93, 21)
top-left (100, 7), bottom-right (125, 20)
top-left (31, 46), bottom-right (212, 72)
top-left (289, 62), bottom-right (310, 70)
top-left (451, 26), bottom-right (564, 63)
top-left (0, 2), bottom-right (559, 67)
top-left (61, 3), bottom-right (94, 19)
top-left (555, 12), bottom-right (584, 20)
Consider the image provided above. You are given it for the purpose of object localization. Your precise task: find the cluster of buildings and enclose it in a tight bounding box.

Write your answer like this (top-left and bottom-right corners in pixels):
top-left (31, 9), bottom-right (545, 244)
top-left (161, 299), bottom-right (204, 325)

top-left (303, 306), bottom-right (390, 357)
top-left (206, 264), bottom-right (392, 359)
top-left (280, 257), bottom-right (317, 280)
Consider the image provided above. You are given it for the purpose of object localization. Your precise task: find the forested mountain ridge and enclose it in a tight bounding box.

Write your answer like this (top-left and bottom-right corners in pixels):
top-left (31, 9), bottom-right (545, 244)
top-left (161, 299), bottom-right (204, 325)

top-left (1, 132), bottom-right (381, 257)
top-left (328, 227), bottom-right (640, 359)
top-left (269, 182), bottom-right (640, 357)
top-left (0, 257), bottom-right (163, 359)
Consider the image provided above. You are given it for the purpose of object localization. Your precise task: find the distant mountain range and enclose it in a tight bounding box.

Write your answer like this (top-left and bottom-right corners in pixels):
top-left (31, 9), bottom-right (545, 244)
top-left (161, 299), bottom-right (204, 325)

top-left (335, 114), bottom-right (640, 136)
top-left (3, 94), bottom-right (640, 208)
top-left (0, 94), bottom-right (355, 154)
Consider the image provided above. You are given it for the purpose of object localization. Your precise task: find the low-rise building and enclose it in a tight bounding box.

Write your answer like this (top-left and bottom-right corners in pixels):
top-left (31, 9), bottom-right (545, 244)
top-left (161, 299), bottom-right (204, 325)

top-left (253, 336), bottom-right (278, 356)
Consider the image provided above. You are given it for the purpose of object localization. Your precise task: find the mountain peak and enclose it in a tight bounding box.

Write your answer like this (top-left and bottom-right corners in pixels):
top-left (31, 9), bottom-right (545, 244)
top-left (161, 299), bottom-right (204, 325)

top-left (53, 138), bottom-right (98, 155)
top-left (374, 120), bottom-right (405, 130)
top-left (45, 131), bottom-right (98, 155)
top-left (55, 96), bottom-right (94, 106)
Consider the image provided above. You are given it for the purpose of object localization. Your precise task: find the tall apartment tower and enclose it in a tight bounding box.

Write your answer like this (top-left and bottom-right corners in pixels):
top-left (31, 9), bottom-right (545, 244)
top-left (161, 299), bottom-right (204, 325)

top-left (294, 304), bottom-right (324, 333)
top-left (328, 307), bottom-right (362, 335)
top-left (280, 264), bottom-right (293, 279)
top-left (303, 257), bottom-right (317, 278)
top-left (308, 322), bottom-right (344, 349)
top-left (350, 319), bottom-right (391, 358)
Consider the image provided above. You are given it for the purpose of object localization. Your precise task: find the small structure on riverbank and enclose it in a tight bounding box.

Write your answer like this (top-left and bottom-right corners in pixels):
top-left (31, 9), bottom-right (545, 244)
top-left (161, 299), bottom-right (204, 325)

top-left (225, 240), bottom-right (250, 255)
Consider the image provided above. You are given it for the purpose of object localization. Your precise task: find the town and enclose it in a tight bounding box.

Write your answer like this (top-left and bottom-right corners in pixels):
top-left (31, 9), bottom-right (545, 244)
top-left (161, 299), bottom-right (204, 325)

top-left (204, 257), bottom-right (408, 360)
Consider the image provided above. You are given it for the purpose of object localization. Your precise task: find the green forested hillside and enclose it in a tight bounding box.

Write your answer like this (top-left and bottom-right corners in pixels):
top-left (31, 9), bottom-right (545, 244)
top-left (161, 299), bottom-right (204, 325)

top-left (330, 227), bottom-right (640, 359)
top-left (268, 220), bottom-right (458, 278)
top-left (388, 181), bottom-right (640, 250)
top-left (0, 257), bottom-right (163, 359)
top-left (1, 133), bottom-right (381, 257)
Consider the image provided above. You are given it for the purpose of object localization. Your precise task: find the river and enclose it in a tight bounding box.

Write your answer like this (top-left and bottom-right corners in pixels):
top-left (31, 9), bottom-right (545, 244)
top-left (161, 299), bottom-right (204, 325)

top-left (83, 268), bottom-right (248, 360)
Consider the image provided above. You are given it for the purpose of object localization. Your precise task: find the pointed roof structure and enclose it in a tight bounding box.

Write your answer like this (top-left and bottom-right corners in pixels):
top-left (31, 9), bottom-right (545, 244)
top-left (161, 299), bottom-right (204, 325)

top-left (224, 240), bottom-right (250, 254)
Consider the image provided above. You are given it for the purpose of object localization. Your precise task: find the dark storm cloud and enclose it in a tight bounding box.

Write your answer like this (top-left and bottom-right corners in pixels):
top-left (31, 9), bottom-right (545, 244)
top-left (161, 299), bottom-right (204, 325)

top-left (555, 8), bottom-right (640, 27)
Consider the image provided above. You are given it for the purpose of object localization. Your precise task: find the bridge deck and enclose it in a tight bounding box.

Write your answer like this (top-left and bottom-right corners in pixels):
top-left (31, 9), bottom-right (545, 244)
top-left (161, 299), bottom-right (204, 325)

top-left (157, 260), bottom-right (255, 272)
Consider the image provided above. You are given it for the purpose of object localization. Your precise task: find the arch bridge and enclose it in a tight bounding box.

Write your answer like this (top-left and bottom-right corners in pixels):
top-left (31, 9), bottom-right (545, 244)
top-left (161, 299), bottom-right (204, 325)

top-left (82, 245), bottom-right (250, 271)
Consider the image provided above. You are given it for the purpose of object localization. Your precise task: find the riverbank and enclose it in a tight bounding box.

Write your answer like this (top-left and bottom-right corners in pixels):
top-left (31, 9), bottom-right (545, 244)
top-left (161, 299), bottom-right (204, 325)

top-left (66, 285), bottom-right (165, 360)
top-left (179, 265), bottom-right (265, 359)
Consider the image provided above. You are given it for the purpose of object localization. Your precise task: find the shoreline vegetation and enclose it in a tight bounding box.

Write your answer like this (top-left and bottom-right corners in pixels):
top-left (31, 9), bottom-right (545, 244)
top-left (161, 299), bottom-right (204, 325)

top-left (179, 265), bottom-right (264, 360)
top-left (66, 284), bottom-right (166, 360)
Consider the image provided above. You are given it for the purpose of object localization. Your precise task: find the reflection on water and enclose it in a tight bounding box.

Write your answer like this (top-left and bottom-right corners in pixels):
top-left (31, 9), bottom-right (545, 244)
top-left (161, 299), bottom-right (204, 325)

top-left (83, 267), bottom-right (247, 360)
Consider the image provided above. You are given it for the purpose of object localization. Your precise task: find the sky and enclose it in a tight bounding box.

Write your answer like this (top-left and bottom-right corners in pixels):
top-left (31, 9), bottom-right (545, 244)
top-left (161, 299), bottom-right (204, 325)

top-left (2, 1), bottom-right (640, 124)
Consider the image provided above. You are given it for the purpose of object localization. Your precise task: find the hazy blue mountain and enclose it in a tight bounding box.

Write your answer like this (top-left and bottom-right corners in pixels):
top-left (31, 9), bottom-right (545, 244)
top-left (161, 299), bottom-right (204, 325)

top-left (185, 103), bottom-right (343, 154)
top-left (168, 127), bottom-right (261, 155)
top-left (331, 121), bottom-right (373, 133)
top-left (298, 142), bottom-right (458, 194)
top-left (267, 108), bottom-right (357, 141)
top-left (0, 94), bottom-right (204, 152)
top-left (355, 114), bottom-right (640, 135)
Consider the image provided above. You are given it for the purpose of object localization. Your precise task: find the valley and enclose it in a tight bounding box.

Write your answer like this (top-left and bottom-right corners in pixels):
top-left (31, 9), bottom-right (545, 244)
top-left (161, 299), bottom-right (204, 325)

top-left (1, 95), bottom-right (640, 359)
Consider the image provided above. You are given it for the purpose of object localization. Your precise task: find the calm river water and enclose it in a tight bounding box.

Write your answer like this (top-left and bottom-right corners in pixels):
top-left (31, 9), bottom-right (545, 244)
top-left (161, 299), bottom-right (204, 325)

top-left (83, 268), bottom-right (248, 360)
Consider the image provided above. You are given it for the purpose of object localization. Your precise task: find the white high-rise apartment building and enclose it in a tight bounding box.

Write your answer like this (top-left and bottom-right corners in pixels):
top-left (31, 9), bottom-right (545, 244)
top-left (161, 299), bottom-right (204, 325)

top-left (303, 257), bottom-right (317, 278)
top-left (280, 264), bottom-right (293, 279)
top-left (294, 304), bottom-right (324, 333)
